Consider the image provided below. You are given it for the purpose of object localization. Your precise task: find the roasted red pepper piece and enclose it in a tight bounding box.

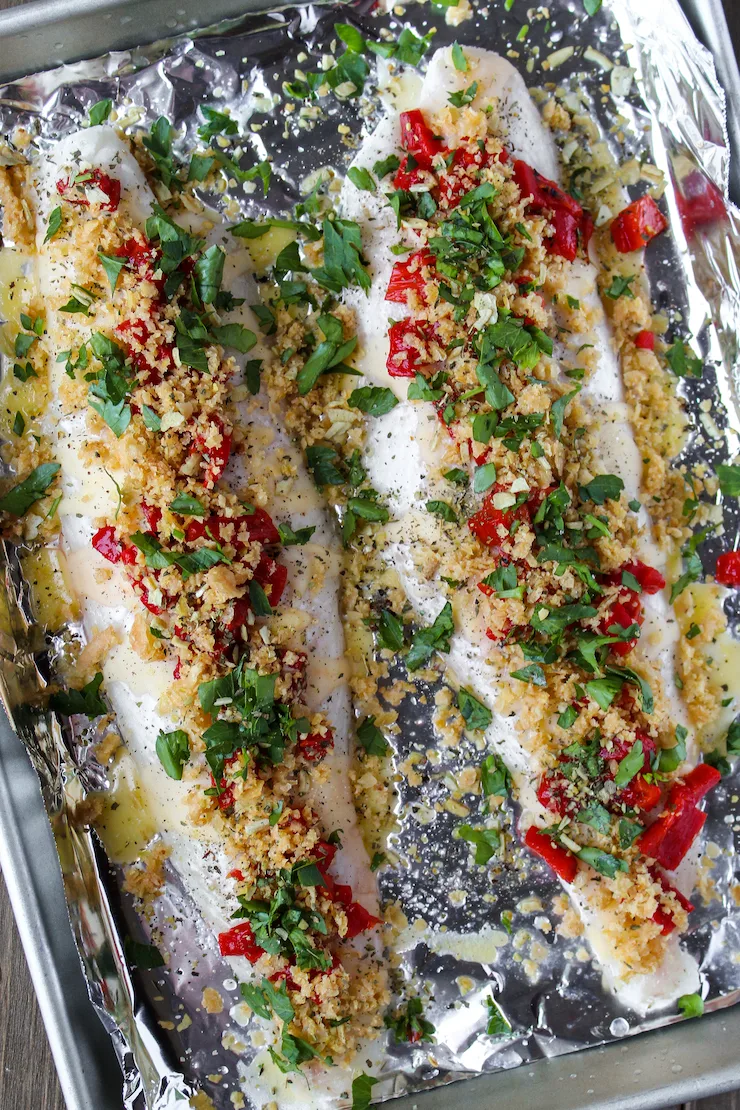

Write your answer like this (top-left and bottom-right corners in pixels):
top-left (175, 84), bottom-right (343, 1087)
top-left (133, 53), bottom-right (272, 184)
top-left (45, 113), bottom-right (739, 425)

top-left (217, 922), bottom-right (264, 961)
top-left (141, 502), bottom-right (162, 534)
top-left (386, 319), bottom-right (436, 378)
top-left (639, 763), bottom-right (720, 869)
top-left (398, 109), bottom-right (444, 170)
top-left (193, 416), bottom-right (233, 488)
top-left (92, 525), bottom-right (124, 563)
top-left (622, 560), bottom-right (666, 594)
top-left (610, 195), bottom-right (668, 253)
top-left (253, 554), bottom-right (288, 607)
top-left (657, 806), bottom-right (707, 871)
top-left (184, 508), bottom-right (280, 548)
top-left (513, 159), bottom-right (587, 262)
top-left (297, 728), bottom-right (334, 762)
top-left (57, 168), bottom-right (121, 212)
top-left (343, 901), bottom-right (383, 939)
top-left (634, 330), bottom-right (656, 351)
top-left (671, 763), bottom-right (721, 807)
top-left (651, 869), bottom-right (694, 935)
top-left (524, 826), bottom-right (578, 883)
top-left (467, 483), bottom-right (533, 547)
top-left (385, 250), bottom-right (436, 303)
top-left (716, 551), bottom-right (740, 587)
top-left (620, 775), bottom-right (662, 813)
top-left (537, 772), bottom-right (573, 817)
top-left (675, 169), bottom-right (726, 237)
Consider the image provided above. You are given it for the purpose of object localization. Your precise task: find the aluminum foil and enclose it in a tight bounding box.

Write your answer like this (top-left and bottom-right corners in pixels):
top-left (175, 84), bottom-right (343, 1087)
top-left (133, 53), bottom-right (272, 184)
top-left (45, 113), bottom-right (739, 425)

top-left (0, 0), bottom-right (739, 1107)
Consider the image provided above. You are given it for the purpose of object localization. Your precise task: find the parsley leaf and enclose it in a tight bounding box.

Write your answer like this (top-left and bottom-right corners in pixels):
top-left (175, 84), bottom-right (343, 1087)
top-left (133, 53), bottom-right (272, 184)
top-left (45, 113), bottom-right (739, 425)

top-left (0, 462), bottom-right (60, 516)
top-left (457, 687), bottom-right (492, 731)
top-left (406, 602), bottom-right (453, 671)
top-left (351, 1073), bottom-right (379, 1110)
top-left (604, 274), bottom-right (636, 299)
top-left (456, 823), bottom-right (500, 864)
top-left (666, 338), bottom-right (702, 379)
top-left (88, 98), bottom-right (113, 126)
top-left (50, 671), bottom-right (106, 717)
top-left (156, 729), bottom-right (190, 779)
top-left (579, 474), bottom-right (624, 505)
top-left (348, 166), bottom-right (376, 193)
top-left (348, 386), bottom-right (398, 416)
top-left (357, 716), bottom-right (389, 757)
top-left (278, 522), bottom-right (316, 546)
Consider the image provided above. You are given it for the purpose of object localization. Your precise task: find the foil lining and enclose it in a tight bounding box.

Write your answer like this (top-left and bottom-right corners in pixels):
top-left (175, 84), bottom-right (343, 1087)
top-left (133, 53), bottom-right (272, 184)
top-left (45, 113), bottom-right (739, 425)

top-left (0, 0), bottom-right (739, 1107)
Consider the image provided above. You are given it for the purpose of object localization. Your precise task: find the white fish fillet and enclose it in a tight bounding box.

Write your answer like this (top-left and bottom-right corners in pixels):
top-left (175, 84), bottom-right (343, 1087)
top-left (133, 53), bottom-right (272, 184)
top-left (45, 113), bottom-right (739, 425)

top-left (341, 46), bottom-right (699, 1012)
top-left (33, 126), bottom-right (378, 1001)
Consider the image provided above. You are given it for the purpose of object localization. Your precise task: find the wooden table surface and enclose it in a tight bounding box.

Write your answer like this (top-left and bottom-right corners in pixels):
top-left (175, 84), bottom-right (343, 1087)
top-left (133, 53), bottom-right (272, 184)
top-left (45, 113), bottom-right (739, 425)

top-left (0, 0), bottom-right (739, 1107)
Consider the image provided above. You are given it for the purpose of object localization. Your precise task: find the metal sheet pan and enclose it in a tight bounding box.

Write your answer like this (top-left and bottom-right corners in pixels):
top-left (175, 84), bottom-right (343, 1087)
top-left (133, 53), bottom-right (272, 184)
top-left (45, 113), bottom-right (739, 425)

top-left (0, 1), bottom-right (738, 1108)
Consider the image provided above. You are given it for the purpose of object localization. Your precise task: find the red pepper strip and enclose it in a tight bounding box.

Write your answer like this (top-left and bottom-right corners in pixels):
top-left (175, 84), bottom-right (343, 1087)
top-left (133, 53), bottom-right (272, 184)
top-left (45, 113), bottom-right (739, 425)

top-left (524, 826), bottom-right (578, 883)
top-left (398, 109), bottom-right (445, 170)
top-left (656, 806), bottom-right (707, 872)
top-left (537, 772), bottom-right (573, 818)
top-left (619, 775), bottom-right (662, 813)
top-left (639, 764), bottom-right (720, 869)
top-left (671, 763), bottom-right (721, 807)
top-left (297, 728), bottom-right (334, 762)
top-left (56, 168), bottom-right (121, 212)
top-left (217, 922), bottom-right (264, 961)
top-left (716, 551), bottom-right (740, 587)
top-left (254, 554), bottom-right (288, 606)
top-left (675, 169), bottom-right (726, 237)
top-left (141, 501), bottom-right (162, 533)
top-left (343, 901), bottom-right (383, 940)
top-left (467, 483), bottom-right (533, 547)
top-left (610, 195), bottom-right (668, 253)
top-left (386, 319), bottom-right (436, 378)
top-left (601, 729), bottom-right (657, 766)
top-left (185, 508), bottom-right (280, 548)
top-left (228, 868), bottom-right (245, 882)
top-left (92, 525), bottom-right (124, 563)
top-left (547, 206), bottom-right (581, 262)
top-left (651, 869), bottom-right (694, 935)
top-left (385, 250), bottom-right (436, 304)
top-left (512, 159), bottom-right (586, 262)
top-left (622, 560), bottom-right (666, 594)
top-left (634, 330), bottom-right (656, 351)
top-left (193, 416), bottom-right (233, 488)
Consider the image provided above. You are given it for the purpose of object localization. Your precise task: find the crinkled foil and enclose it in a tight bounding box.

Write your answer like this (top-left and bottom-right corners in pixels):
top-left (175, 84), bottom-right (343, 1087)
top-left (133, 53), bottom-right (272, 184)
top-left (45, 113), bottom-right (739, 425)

top-left (0, 1), bottom-right (739, 1107)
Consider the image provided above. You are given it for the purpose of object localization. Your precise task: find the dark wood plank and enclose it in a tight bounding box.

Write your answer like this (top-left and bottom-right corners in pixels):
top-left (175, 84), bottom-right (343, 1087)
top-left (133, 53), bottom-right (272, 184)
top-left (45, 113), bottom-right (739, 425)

top-left (0, 1), bottom-right (737, 1109)
top-left (0, 874), bottom-right (65, 1110)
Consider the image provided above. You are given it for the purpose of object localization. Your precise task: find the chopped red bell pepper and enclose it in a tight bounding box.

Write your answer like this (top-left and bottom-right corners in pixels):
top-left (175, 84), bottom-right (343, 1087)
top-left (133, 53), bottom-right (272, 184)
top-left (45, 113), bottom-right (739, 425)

top-left (57, 168), bottom-right (121, 212)
top-left (467, 483), bottom-right (533, 547)
top-left (537, 772), bottom-right (574, 817)
top-left (619, 774), bottom-right (662, 813)
top-left (524, 826), bottom-right (578, 883)
top-left (675, 169), bottom-right (726, 237)
top-left (385, 250), bottom-right (436, 303)
top-left (141, 501), bottom-right (162, 533)
top-left (716, 551), bottom-right (740, 587)
top-left (656, 806), bottom-right (707, 872)
top-left (343, 901), bottom-right (383, 939)
top-left (184, 508), bottom-right (280, 548)
top-left (193, 416), bottom-right (233, 488)
top-left (634, 330), bottom-right (656, 351)
top-left (639, 762), bottom-right (720, 870)
top-left (651, 869), bottom-right (694, 935)
top-left (297, 728), bottom-right (334, 762)
top-left (253, 554), bottom-right (288, 608)
top-left (548, 206), bottom-right (581, 262)
top-left (217, 922), bottom-right (264, 961)
top-left (513, 159), bottom-right (587, 262)
top-left (386, 319), bottom-right (436, 378)
top-left (398, 109), bottom-right (444, 170)
top-left (92, 525), bottom-right (124, 563)
top-left (622, 560), bottom-right (666, 595)
top-left (670, 763), bottom-right (721, 807)
top-left (610, 195), bottom-right (668, 253)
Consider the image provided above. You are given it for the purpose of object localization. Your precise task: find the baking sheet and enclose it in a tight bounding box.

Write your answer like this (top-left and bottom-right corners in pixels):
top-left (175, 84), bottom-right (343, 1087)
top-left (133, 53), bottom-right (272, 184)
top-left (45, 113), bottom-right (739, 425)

top-left (0, 0), bottom-right (736, 1105)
